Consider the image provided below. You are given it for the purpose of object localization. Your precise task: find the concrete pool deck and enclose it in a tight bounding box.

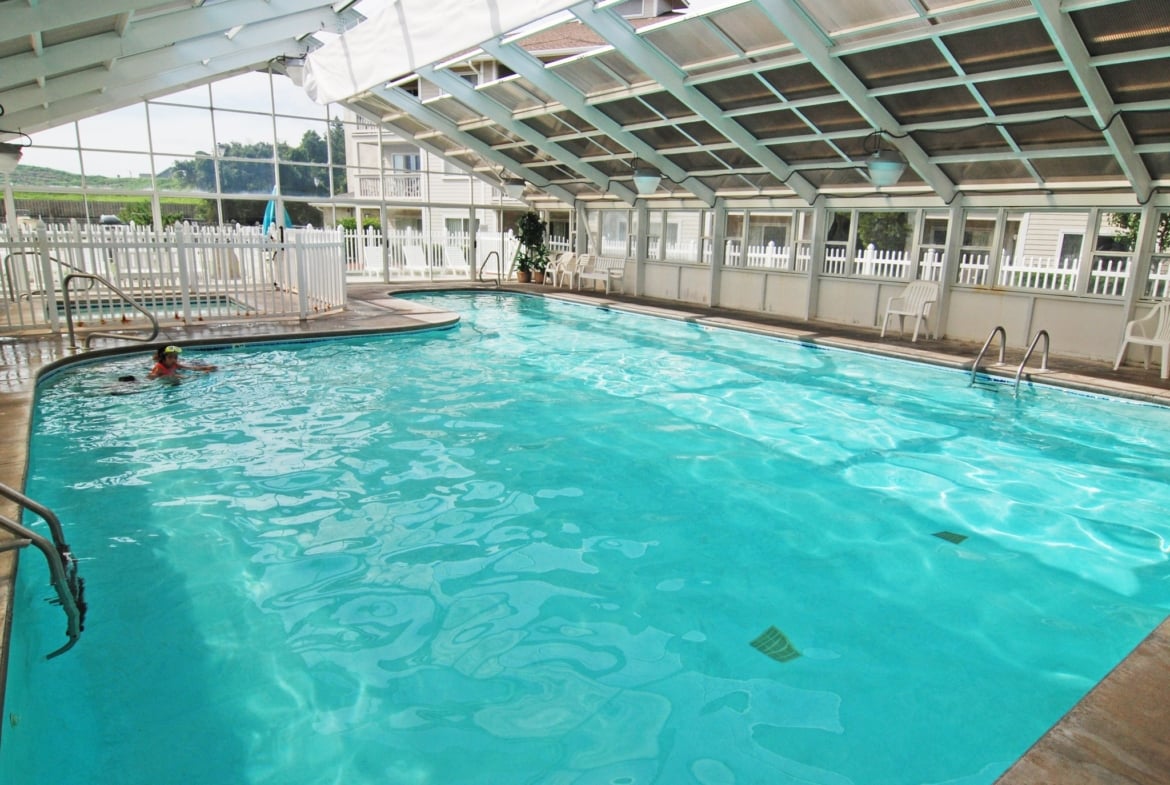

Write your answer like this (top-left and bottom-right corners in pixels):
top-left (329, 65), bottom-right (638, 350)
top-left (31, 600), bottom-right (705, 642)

top-left (2, 281), bottom-right (1169, 784)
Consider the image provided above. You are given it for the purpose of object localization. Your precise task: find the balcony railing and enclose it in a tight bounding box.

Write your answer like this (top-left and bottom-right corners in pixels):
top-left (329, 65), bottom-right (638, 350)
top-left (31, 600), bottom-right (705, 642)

top-left (357, 173), bottom-right (422, 200)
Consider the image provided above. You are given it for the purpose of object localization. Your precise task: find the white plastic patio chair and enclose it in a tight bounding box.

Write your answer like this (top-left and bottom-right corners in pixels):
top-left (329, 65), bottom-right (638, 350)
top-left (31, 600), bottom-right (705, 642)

top-left (880, 280), bottom-right (938, 342)
top-left (547, 252), bottom-right (576, 287)
top-left (1113, 301), bottom-right (1170, 379)
top-left (561, 254), bottom-right (590, 289)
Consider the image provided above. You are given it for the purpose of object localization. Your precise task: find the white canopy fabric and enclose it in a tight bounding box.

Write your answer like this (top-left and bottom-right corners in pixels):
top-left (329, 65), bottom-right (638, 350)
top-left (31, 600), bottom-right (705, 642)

top-left (302, 0), bottom-right (583, 104)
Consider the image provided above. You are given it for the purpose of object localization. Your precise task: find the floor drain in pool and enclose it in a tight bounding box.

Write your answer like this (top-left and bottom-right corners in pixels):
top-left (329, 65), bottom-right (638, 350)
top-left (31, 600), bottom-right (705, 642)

top-left (750, 626), bottom-right (801, 663)
top-left (933, 530), bottom-right (968, 544)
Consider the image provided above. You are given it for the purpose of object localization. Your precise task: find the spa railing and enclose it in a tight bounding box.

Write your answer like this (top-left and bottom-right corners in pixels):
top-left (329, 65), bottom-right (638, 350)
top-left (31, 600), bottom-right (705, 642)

top-left (0, 482), bottom-right (87, 659)
top-left (62, 271), bottom-right (160, 350)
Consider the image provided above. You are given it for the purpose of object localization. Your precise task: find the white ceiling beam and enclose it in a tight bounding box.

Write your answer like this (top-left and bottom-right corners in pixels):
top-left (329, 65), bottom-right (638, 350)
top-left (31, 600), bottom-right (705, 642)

top-left (573, 2), bottom-right (818, 203)
top-left (419, 64), bottom-right (638, 204)
top-left (1, 14), bottom-right (325, 116)
top-left (0, 0), bottom-right (354, 93)
top-left (4, 0), bottom-right (179, 41)
top-left (480, 39), bottom-right (716, 206)
top-left (753, 0), bottom-right (957, 201)
top-left (363, 86), bottom-right (578, 205)
top-left (1, 41), bottom-right (310, 135)
top-left (1029, 0), bottom-right (1152, 201)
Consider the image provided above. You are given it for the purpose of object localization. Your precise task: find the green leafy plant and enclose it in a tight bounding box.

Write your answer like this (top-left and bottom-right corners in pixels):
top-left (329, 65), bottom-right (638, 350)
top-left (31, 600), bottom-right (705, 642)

top-left (514, 210), bottom-right (550, 273)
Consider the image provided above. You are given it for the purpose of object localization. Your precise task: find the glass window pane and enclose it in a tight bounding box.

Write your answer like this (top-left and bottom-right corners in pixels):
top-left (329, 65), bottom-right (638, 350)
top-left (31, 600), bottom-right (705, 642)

top-left (745, 212), bottom-right (791, 247)
top-left (218, 160), bottom-right (276, 196)
top-left (275, 116), bottom-right (330, 160)
top-left (272, 75), bottom-right (327, 118)
top-left (856, 211), bottom-right (912, 253)
top-left (149, 104), bottom-right (215, 157)
top-left (81, 151), bottom-right (153, 186)
top-left (827, 211), bottom-right (851, 242)
top-left (21, 140), bottom-right (82, 176)
top-left (1098, 211), bottom-right (1138, 252)
top-left (279, 163), bottom-right (330, 197)
top-left (212, 72), bottom-right (273, 114)
top-left (154, 154), bottom-right (214, 192)
top-left (77, 104), bottom-right (150, 152)
top-left (213, 111), bottom-right (274, 158)
top-left (28, 123), bottom-right (78, 149)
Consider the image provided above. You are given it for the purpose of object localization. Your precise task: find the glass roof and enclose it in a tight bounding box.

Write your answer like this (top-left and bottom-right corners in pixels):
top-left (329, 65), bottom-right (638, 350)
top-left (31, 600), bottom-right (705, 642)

top-left (4, 0), bottom-right (1170, 208)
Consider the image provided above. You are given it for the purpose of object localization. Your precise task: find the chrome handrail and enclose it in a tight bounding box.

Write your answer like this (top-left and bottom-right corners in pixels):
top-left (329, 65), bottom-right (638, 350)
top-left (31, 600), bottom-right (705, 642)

top-left (969, 325), bottom-right (1007, 386)
top-left (62, 272), bottom-right (160, 350)
top-left (0, 482), bottom-right (87, 659)
top-left (478, 251), bottom-right (502, 287)
top-left (1013, 329), bottom-right (1051, 397)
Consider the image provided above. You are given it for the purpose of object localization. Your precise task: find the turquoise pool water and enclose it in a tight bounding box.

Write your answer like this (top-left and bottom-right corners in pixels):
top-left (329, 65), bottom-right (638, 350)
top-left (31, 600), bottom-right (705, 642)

top-left (5, 291), bottom-right (1170, 785)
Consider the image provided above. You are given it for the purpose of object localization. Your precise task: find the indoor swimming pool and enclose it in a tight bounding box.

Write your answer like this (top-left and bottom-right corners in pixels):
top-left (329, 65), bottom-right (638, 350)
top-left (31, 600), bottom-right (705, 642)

top-left (4, 291), bottom-right (1170, 785)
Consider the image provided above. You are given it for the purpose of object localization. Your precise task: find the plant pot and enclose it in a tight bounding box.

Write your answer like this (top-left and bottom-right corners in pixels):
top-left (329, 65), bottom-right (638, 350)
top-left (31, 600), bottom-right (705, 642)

top-left (516, 270), bottom-right (532, 283)
top-left (533, 270), bottom-right (546, 284)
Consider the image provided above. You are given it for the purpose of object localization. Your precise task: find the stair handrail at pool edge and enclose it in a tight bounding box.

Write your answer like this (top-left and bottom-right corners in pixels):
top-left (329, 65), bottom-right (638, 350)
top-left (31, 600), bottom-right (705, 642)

top-left (1013, 329), bottom-right (1051, 397)
top-left (61, 272), bottom-right (160, 350)
top-left (477, 250), bottom-right (502, 286)
top-left (0, 482), bottom-right (87, 659)
top-left (970, 325), bottom-right (1007, 386)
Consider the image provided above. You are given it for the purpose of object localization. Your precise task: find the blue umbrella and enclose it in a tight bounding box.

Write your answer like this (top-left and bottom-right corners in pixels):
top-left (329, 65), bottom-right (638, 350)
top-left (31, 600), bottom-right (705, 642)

top-left (262, 190), bottom-right (293, 235)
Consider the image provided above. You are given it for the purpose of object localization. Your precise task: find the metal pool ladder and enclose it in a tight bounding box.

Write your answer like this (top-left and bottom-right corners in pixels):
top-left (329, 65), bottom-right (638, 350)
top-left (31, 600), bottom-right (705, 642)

top-left (969, 325), bottom-right (1007, 386)
top-left (0, 482), bottom-right (87, 658)
top-left (1012, 330), bottom-right (1050, 397)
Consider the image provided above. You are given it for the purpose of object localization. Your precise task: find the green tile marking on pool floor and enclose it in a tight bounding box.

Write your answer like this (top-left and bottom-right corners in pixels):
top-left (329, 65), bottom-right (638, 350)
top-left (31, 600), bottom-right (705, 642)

top-left (932, 530), bottom-right (968, 544)
top-left (750, 626), bottom-right (801, 663)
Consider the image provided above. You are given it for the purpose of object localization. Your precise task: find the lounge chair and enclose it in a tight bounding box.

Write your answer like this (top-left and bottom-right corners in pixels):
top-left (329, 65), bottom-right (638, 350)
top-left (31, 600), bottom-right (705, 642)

top-left (443, 245), bottom-right (471, 277)
top-left (402, 246), bottom-right (431, 277)
top-left (1113, 301), bottom-right (1170, 379)
top-left (881, 280), bottom-right (938, 342)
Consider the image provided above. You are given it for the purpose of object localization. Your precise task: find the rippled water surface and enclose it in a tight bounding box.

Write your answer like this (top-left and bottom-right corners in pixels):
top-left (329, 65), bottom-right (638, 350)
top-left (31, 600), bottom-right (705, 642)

top-left (6, 292), bottom-right (1170, 785)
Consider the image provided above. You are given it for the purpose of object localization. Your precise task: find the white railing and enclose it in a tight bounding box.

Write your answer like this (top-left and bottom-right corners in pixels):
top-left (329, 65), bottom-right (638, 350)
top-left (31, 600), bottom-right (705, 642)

top-left (1087, 254), bottom-right (1131, 297)
top-left (356, 173), bottom-right (423, 199)
top-left (347, 227), bottom-right (545, 281)
top-left (917, 248), bottom-right (945, 281)
top-left (1146, 256), bottom-right (1170, 299)
top-left (956, 251), bottom-right (992, 286)
top-left (823, 244), bottom-right (912, 279)
top-left (1, 222), bottom-right (346, 333)
top-left (723, 241), bottom-right (813, 272)
top-left (997, 255), bottom-right (1079, 292)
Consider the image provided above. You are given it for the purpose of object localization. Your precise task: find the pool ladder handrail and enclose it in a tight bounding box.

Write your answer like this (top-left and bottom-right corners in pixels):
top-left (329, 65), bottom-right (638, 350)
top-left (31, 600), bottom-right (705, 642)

top-left (477, 250), bottom-right (502, 287)
top-left (969, 325), bottom-right (1007, 386)
top-left (1012, 329), bottom-right (1050, 397)
top-left (0, 482), bottom-right (87, 659)
top-left (62, 272), bottom-right (160, 350)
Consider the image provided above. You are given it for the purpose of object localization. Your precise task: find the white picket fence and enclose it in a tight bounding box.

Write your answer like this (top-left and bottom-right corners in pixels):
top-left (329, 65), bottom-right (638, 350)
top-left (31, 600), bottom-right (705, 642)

top-left (1, 222), bottom-right (346, 333)
top-left (348, 228), bottom-right (572, 281)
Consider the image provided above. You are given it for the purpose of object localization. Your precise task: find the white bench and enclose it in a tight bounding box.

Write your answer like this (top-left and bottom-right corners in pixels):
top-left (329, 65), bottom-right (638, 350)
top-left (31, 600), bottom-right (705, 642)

top-left (577, 256), bottom-right (625, 294)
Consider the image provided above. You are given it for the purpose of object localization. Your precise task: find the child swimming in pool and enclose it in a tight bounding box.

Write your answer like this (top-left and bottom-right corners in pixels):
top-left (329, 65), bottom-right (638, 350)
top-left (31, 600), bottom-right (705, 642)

top-left (148, 345), bottom-right (217, 379)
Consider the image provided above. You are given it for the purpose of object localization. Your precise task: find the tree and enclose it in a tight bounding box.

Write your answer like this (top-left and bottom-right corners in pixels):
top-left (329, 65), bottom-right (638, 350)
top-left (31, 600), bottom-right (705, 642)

top-left (1108, 212), bottom-right (1170, 253)
top-left (857, 212), bottom-right (910, 251)
top-left (170, 115), bottom-right (348, 224)
top-left (118, 199), bottom-right (183, 227)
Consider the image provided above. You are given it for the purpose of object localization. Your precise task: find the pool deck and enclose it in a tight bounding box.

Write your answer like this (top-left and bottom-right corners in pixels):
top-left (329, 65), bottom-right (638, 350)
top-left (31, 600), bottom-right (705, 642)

top-left (3, 281), bottom-right (1170, 784)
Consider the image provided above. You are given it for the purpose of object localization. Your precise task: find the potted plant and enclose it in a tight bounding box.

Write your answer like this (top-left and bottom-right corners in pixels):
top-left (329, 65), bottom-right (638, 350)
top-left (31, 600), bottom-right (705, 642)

top-left (514, 211), bottom-right (550, 284)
